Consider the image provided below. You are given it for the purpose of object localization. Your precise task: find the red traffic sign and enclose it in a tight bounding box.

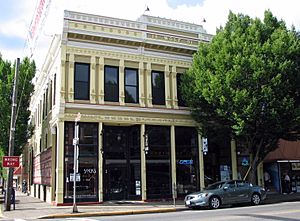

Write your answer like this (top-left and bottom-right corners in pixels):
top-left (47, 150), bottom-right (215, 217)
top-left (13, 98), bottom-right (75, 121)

top-left (2, 156), bottom-right (20, 168)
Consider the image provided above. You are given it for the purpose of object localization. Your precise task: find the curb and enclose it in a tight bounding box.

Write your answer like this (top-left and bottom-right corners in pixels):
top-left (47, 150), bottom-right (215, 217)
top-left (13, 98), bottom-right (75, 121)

top-left (39, 207), bottom-right (187, 219)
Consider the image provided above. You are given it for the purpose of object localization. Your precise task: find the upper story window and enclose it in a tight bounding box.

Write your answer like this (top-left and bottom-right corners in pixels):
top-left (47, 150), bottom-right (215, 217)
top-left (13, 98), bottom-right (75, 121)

top-left (125, 68), bottom-right (138, 104)
top-left (176, 74), bottom-right (187, 107)
top-left (104, 65), bottom-right (119, 102)
top-left (151, 71), bottom-right (165, 105)
top-left (74, 63), bottom-right (90, 100)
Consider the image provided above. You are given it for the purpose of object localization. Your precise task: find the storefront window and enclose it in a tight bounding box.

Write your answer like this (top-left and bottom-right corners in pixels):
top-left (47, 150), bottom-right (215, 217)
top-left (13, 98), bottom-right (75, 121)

top-left (146, 126), bottom-right (171, 198)
top-left (64, 122), bottom-right (98, 202)
top-left (175, 127), bottom-right (199, 196)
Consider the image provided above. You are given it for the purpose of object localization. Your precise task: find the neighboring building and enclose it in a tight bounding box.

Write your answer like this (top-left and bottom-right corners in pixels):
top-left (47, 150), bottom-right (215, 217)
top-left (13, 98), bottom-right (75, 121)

top-left (264, 139), bottom-right (300, 193)
top-left (28, 10), bottom-right (217, 205)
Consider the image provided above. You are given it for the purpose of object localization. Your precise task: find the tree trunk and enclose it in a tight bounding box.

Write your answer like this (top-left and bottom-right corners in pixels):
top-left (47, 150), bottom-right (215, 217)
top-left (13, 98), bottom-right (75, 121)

top-left (245, 138), bottom-right (263, 184)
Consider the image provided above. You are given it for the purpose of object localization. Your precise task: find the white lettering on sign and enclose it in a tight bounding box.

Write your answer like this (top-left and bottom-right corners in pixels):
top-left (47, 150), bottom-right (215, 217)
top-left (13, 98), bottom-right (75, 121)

top-left (84, 168), bottom-right (96, 174)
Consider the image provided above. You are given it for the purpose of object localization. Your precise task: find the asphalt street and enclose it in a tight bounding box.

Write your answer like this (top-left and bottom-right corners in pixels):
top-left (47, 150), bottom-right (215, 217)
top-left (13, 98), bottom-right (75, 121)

top-left (51, 201), bottom-right (300, 221)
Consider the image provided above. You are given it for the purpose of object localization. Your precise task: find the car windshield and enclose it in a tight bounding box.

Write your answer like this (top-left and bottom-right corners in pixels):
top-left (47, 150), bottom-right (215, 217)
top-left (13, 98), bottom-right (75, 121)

top-left (206, 181), bottom-right (225, 190)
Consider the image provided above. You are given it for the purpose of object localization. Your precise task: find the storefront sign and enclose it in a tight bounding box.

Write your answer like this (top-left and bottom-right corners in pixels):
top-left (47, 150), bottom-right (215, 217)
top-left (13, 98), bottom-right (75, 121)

top-left (178, 160), bottom-right (193, 165)
top-left (292, 163), bottom-right (300, 170)
top-left (2, 156), bottom-right (19, 167)
top-left (33, 148), bottom-right (52, 185)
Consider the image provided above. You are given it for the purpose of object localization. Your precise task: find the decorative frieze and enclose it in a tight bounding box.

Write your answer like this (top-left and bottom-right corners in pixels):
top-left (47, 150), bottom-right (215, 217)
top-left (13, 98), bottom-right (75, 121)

top-left (64, 113), bottom-right (196, 126)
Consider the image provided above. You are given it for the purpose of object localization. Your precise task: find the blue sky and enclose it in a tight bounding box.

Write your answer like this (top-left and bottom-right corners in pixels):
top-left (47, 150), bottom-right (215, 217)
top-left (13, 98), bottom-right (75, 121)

top-left (1, 0), bottom-right (300, 67)
top-left (167, 0), bottom-right (204, 8)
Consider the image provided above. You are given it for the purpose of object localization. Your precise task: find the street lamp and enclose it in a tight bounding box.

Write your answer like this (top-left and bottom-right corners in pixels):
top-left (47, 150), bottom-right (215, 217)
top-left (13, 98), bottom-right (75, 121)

top-left (72, 113), bottom-right (81, 213)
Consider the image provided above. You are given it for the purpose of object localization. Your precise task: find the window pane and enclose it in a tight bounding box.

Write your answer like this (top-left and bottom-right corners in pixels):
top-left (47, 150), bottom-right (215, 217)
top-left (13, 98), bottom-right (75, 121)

top-left (152, 71), bottom-right (165, 105)
top-left (74, 63), bottom-right (90, 100)
top-left (74, 82), bottom-right (89, 100)
top-left (105, 66), bottom-right (119, 102)
top-left (125, 86), bottom-right (138, 103)
top-left (125, 68), bottom-right (138, 104)
top-left (125, 69), bottom-right (137, 85)
top-left (177, 74), bottom-right (187, 107)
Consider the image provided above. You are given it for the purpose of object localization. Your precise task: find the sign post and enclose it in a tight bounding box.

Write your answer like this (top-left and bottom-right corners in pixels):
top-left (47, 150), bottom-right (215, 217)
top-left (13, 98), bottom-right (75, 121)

top-left (72, 113), bottom-right (81, 213)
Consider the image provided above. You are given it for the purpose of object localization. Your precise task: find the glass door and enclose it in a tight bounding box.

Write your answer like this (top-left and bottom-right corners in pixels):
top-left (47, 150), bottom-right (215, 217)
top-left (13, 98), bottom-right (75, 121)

top-left (103, 125), bottom-right (140, 201)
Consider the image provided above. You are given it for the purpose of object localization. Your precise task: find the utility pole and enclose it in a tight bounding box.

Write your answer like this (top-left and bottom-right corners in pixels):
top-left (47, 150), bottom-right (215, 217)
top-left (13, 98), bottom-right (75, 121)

top-left (5, 58), bottom-right (20, 211)
top-left (72, 113), bottom-right (81, 213)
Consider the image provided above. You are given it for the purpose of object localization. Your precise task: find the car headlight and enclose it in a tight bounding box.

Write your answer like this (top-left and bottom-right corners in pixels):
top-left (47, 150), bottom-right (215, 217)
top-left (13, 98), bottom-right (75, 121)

top-left (197, 193), bottom-right (209, 198)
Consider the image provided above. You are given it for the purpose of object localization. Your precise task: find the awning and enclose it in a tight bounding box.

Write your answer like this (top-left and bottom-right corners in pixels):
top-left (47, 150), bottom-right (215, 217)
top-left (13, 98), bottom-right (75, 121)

top-left (264, 139), bottom-right (300, 162)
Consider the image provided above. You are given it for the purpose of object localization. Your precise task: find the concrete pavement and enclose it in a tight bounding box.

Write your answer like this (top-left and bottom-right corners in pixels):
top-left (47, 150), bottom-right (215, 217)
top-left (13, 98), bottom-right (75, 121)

top-left (1, 191), bottom-right (300, 220)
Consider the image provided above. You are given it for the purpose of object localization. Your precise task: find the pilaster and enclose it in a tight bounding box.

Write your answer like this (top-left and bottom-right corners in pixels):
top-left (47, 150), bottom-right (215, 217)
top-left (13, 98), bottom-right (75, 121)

top-left (198, 134), bottom-right (205, 190)
top-left (146, 63), bottom-right (152, 107)
top-left (140, 124), bottom-right (147, 200)
top-left (231, 139), bottom-right (238, 180)
top-left (60, 46), bottom-right (66, 103)
top-left (68, 54), bottom-right (74, 102)
top-left (165, 65), bottom-right (171, 108)
top-left (98, 57), bottom-right (105, 104)
top-left (139, 62), bottom-right (146, 107)
top-left (119, 59), bottom-right (125, 105)
top-left (90, 56), bottom-right (97, 104)
top-left (171, 66), bottom-right (178, 109)
top-left (56, 120), bottom-right (64, 204)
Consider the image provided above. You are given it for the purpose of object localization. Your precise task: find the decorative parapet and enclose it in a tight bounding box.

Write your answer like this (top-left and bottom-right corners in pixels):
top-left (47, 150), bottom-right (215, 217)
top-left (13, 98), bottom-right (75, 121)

top-left (63, 10), bottom-right (213, 50)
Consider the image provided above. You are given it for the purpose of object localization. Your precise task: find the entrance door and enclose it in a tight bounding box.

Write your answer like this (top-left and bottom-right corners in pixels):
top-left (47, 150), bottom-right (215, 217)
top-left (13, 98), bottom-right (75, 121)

top-left (103, 125), bottom-right (141, 201)
top-left (104, 164), bottom-right (127, 200)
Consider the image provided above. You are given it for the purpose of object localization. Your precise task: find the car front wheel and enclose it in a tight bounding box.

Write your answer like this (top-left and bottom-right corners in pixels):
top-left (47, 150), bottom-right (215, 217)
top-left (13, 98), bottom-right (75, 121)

top-left (209, 196), bottom-right (221, 209)
top-left (251, 193), bottom-right (261, 205)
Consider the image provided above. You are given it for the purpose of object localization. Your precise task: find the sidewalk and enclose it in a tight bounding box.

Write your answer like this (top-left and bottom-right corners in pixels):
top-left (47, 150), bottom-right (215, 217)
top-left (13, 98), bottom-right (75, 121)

top-left (0, 191), bottom-right (185, 220)
top-left (1, 191), bottom-right (300, 220)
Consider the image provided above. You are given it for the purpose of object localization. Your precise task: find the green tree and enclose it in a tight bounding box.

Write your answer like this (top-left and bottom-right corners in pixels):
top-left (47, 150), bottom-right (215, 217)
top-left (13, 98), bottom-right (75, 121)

top-left (0, 55), bottom-right (35, 157)
top-left (182, 10), bottom-right (300, 183)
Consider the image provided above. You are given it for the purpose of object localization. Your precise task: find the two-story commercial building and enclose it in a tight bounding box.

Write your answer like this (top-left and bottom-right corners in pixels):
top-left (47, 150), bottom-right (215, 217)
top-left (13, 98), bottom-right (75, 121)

top-left (28, 10), bottom-right (219, 205)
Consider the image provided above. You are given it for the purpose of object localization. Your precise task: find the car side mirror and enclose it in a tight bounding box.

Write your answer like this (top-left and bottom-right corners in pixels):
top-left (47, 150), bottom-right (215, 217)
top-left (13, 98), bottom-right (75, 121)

top-left (223, 186), bottom-right (228, 191)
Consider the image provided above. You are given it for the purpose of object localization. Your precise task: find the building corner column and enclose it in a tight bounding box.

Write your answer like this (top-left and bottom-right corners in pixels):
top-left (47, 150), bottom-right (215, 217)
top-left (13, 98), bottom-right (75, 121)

top-left (55, 120), bottom-right (64, 204)
top-left (231, 139), bottom-right (238, 180)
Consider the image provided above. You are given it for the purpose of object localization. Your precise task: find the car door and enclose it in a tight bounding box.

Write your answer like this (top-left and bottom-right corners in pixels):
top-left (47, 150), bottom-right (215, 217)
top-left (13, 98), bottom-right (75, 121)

top-left (235, 180), bottom-right (251, 203)
top-left (221, 181), bottom-right (237, 204)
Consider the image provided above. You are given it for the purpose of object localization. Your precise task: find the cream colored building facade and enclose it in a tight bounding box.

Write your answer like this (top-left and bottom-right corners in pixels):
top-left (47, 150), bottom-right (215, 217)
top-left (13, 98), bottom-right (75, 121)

top-left (28, 10), bottom-right (226, 205)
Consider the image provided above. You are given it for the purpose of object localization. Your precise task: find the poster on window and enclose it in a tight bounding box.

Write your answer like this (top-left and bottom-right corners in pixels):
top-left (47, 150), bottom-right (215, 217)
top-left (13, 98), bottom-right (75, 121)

top-left (33, 148), bottom-right (52, 185)
top-left (220, 165), bottom-right (231, 181)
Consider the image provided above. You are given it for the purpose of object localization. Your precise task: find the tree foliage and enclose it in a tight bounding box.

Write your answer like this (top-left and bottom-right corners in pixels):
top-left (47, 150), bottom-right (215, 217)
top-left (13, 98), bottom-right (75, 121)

top-left (0, 55), bottom-right (35, 157)
top-left (182, 10), bottom-right (300, 182)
